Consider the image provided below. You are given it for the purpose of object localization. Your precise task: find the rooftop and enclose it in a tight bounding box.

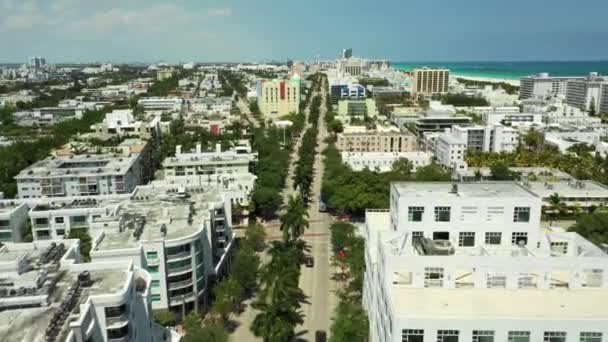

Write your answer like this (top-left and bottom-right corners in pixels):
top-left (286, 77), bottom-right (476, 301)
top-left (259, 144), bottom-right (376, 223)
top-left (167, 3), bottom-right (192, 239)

top-left (15, 152), bottom-right (141, 179)
top-left (392, 182), bottom-right (537, 199)
top-left (522, 180), bottom-right (608, 200)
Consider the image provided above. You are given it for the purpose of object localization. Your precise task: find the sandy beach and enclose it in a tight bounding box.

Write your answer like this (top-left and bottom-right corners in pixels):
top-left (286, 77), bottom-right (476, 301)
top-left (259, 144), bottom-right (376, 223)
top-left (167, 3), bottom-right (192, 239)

top-left (452, 74), bottom-right (520, 87)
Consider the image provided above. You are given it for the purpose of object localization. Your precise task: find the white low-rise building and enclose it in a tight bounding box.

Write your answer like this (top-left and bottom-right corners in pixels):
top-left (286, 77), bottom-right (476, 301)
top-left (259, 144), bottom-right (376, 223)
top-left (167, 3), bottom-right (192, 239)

top-left (137, 97), bottom-right (184, 112)
top-left (0, 201), bottom-right (29, 242)
top-left (162, 143), bottom-right (257, 178)
top-left (484, 111), bottom-right (544, 126)
top-left (91, 109), bottom-right (170, 139)
top-left (341, 151), bottom-right (433, 172)
top-left (364, 182), bottom-right (608, 342)
top-left (522, 180), bottom-right (608, 213)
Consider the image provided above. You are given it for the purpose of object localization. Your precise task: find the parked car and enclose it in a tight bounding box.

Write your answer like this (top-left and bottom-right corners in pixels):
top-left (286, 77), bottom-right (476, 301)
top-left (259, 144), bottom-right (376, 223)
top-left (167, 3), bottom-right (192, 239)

top-left (315, 330), bottom-right (327, 342)
top-left (305, 255), bottom-right (314, 267)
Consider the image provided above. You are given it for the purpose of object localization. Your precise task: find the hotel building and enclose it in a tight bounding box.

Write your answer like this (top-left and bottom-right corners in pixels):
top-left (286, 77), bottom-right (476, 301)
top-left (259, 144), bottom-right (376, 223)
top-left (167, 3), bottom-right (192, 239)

top-left (256, 77), bottom-right (301, 118)
top-left (411, 68), bottom-right (450, 97)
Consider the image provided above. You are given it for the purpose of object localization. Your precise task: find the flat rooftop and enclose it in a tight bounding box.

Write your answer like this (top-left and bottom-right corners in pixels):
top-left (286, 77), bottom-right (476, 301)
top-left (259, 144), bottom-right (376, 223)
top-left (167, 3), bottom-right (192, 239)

top-left (96, 187), bottom-right (222, 250)
top-left (392, 182), bottom-right (537, 199)
top-left (391, 287), bottom-right (608, 320)
top-left (523, 181), bottom-right (608, 200)
top-left (15, 153), bottom-right (141, 179)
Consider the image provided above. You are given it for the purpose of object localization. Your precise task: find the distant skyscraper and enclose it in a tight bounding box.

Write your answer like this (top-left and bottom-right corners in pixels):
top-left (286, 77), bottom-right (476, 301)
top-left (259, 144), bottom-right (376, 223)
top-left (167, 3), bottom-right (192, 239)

top-left (286, 59), bottom-right (294, 68)
top-left (342, 48), bottom-right (353, 59)
top-left (29, 56), bottom-right (47, 69)
top-left (412, 67), bottom-right (450, 97)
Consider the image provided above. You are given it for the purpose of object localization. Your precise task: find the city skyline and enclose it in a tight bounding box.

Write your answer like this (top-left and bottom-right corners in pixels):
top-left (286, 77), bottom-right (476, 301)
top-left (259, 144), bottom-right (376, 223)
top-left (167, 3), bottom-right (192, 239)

top-left (1, 0), bottom-right (608, 63)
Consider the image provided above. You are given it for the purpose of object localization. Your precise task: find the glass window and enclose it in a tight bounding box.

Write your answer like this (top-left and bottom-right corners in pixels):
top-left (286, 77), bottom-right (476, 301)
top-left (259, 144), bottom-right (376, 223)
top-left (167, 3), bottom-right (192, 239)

top-left (402, 329), bottom-right (424, 342)
top-left (54, 217), bottom-right (64, 224)
top-left (150, 294), bottom-right (161, 302)
top-left (150, 280), bottom-right (160, 288)
top-left (458, 232), bottom-right (475, 247)
top-left (412, 231), bottom-right (424, 246)
top-left (437, 330), bottom-right (459, 342)
top-left (424, 268), bottom-right (444, 288)
top-left (544, 332), bottom-right (566, 342)
top-left (147, 265), bottom-right (159, 273)
top-left (511, 232), bottom-right (528, 246)
top-left (34, 218), bottom-right (49, 225)
top-left (0, 231), bottom-right (12, 242)
top-left (486, 273), bottom-right (506, 288)
top-left (580, 332), bottom-right (602, 342)
top-left (146, 251), bottom-right (158, 260)
top-left (485, 232), bottom-right (502, 245)
top-left (56, 229), bottom-right (65, 236)
top-left (0, 220), bottom-right (10, 227)
top-left (434, 207), bottom-right (451, 222)
top-left (473, 331), bottom-right (494, 342)
top-left (513, 207), bottom-right (530, 222)
top-left (408, 207), bottom-right (424, 222)
top-left (508, 331), bottom-right (530, 342)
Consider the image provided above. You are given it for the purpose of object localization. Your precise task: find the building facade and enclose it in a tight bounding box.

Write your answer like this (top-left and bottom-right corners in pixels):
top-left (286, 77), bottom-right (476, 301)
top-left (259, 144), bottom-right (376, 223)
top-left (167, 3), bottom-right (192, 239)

top-left (256, 77), bottom-right (301, 118)
top-left (520, 73), bottom-right (583, 100)
top-left (565, 73), bottom-right (608, 111)
top-left (336, 129), bottom-right (418, 153)
top-left (364, 182), bottom-right (608, 342)
top-left (411, 68), bottom-right (450, 97)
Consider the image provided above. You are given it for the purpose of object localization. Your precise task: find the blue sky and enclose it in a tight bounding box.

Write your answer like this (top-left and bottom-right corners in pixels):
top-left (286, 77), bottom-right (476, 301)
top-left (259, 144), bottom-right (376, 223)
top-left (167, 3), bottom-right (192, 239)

top-left (1, 0), bottom-right (607, 63)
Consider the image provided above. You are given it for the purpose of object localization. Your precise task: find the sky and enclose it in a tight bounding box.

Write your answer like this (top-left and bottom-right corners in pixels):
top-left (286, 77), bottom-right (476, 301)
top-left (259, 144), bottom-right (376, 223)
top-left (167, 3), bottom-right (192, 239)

top-left (1, 0), bottom-right (607, 63)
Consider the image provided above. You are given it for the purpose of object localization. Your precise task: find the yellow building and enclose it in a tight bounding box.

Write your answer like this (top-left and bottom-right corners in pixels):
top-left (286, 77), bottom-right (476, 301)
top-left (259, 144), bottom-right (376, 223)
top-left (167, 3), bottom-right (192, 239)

top-left (412, 67), bottom-right (450, 97)
top-left (256, 76), bottom-right (301, 118)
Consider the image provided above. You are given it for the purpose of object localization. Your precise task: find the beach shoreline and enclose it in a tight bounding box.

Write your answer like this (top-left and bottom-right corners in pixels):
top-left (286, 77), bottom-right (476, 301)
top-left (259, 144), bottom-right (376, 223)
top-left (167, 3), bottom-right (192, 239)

top-left (452, 74), bottom-right (520, 87)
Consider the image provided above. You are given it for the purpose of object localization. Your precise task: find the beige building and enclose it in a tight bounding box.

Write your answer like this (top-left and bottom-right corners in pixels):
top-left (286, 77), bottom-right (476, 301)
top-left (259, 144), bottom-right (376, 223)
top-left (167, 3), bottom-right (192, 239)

top-left (336, 126), bottom-right (418, 152)
top-left (412, 67), bottom-right (450, 97)
top-left (256, 76), bottom-right (301, 118)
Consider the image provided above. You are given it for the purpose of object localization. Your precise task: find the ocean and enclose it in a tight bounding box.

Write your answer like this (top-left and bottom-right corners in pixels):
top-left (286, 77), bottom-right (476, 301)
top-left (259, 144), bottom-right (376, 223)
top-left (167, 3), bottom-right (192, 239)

top-left (392, 61), bottom-right (608, 80)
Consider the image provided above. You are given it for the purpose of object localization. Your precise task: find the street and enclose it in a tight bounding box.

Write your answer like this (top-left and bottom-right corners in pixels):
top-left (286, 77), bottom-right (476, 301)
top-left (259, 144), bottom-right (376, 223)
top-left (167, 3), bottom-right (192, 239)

top-left (231, 77), bottom-right (337, 341)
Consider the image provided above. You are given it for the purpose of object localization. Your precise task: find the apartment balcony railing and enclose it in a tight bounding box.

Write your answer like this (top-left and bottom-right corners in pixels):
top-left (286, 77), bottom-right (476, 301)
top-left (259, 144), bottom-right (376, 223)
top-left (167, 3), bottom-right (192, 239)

top-left (105, 313), bottom-right (129, 328)
top-left (168, 264), bottom-right (192, 275)
top-left (166, 251), bottom-right (192, 261)
top-left (168, 279), bottom-right (193, 290)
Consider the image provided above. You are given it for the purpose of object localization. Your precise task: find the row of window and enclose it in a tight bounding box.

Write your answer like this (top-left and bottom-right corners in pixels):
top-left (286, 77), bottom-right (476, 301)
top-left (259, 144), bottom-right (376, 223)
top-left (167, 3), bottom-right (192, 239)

top-left (413, 231), bottom-right (529, 246)
top-left (408, 206), bottom-right (531, 223)
top-left (402, 329), bottom-right (601, 342)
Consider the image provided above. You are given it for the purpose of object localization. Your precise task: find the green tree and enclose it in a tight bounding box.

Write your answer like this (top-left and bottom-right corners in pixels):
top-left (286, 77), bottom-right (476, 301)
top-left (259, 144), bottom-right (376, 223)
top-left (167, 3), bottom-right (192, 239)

top-left (567, 143), bottom-right (595, 157)
top-left (391, 157), bottom-right (414, 178)
top-left (569, 212), bottom-right (608, 245)
top-left (231, 245), bottom-right (261, 294)
top-left (490, 161), bottom-right (517, 181)
top-left (153, 309), bottom-right (177, 327)
top-left (329, 300), bottom-right (369, 342)
top-left (210, 277), bottom-right (243, 322)
top-left (244, 223), bottom-right (267, 252)
top-left (548, 192), bottom-right (565, 223)
top-left (68, 228), bottom-right (92, 262)
top-left (279, 194), bottom-right (309, 242)
top-left (414, 162), bottom-right (452, 181)
top-left (523, 129), bottom-right (544, 150)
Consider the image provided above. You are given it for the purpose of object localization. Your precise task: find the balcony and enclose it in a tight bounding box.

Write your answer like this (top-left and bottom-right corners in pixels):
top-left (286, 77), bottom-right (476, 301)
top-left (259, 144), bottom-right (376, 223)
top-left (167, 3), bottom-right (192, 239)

top-left (167, 251), bottom-right (192, 261)
top-left (170, 292), bottom-right (196, 303)
top-left (168, 279), bottom-right (194, 290)
top-left (105, 313), bottom-right (129, 328)
top-left (168, 264), bottom-right (192, 275)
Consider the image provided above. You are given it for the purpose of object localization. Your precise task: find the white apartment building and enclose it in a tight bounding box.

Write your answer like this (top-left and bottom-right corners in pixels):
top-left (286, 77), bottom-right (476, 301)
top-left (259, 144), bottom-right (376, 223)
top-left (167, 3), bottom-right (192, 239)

top-left (483, 111), bottom-right (544, 126)
top-left (0, 239), bottom-right (177, 342)
top-left (187, 97), bottom-right (233, 116)
top-left (341, 151), bottom-right (433, 172)
top-left (565, 73), bottom-right (608, 111)
top-left (91, 186), bottom-right (234, 317)
top-left (520, 73), bottom-right (584, 100)
top-left (162, 143), bottom-right (257, 178)
top-left (522, 180), bottom-right (608, 213)
top-left (364, 182), bottom-right (608, 342)
top-left (137, 97), bottom-right (184, 112)
top-left (434, 124), bottom-right (518, 170)
top-left (91, 109), bottom-right (170, 139)
top-left (256, 77), bottom-right (301, 118)
top-left (0, 201), bottom-right (29, 242)
top-left (15, 150), bottom-right (149, 199)
top-left (411, 68), bottom-right (450, 97)
top-left (336, 126), bottom-right (418, 153)
top-left (601, 85), bottom-right (608, 114)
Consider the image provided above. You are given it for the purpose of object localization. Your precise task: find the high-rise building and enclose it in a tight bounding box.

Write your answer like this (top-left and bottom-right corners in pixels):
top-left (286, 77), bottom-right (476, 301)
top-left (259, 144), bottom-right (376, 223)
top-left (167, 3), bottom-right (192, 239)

top-left (565, 73), bottom-right (608, 112)
top-left (29, 56), bottom-right (46, 69)
top-left (256, 76), bottom-right (301, 118)
top-left (342, 48), bottom-right (353, 59)
top-left (364, 182), bottom-right (608, 342)
top-left (411, 67), bottom-right (450, 97)
top-left (519, 73), bottom-right (584, 100)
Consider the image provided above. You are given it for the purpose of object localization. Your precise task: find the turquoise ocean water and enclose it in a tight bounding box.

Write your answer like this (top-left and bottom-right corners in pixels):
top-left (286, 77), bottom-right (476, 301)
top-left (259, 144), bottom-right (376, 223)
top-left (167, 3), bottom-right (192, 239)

top-left (392, 61), bottom-right (608, 80)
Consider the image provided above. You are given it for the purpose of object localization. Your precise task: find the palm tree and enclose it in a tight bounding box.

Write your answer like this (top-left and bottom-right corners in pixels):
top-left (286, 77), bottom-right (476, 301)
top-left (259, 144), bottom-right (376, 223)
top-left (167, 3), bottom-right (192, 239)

top-left (279, 195), bottom-right (309, 242)
top-left (548, 193), bottom-right (564, 225)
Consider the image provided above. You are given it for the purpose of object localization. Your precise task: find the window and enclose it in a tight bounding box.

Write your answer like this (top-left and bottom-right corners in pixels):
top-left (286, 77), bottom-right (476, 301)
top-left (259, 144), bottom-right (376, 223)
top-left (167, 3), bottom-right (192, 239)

top-left (408, 207), bottom-right (424, 222)
top-left (511, 232), bottom-right (528, 246)
top-left (485, 232), bottom-right (502, 245)
top-left (402, 329), bottom-right (424, 342)
top-left (150, 280), bottom-right (160, 288)
top-left (517, 273), bottom-right (537, 288)
top-left (0, 231), bottom-right (12, 242)
top-left (550, 241), bottom-right (568, 255)
top-left (147, 265), bottom-right (159, 273)
top-left (473, 331), bottom-right (494, 342)
top-left (580, 332), bottom-right (602, 342)
top-left (34, 218), bottom-right (49, 225)
top-left (0, 220), bottom-right (10, 227)
top-left (437, 330), bottom-right (459, 342)
top-left (544, 332), bottom-right (566, 342)
top-left (434, 207), bottom-right (451, 222)
top-left (458, 232), bottom-right (475, 247)
top-left (56, 229), bottom-right (65, 236)
top-left (54, 217), bottom-right (64, 224)
top-left (513, 207), bottom-right (530, 222)
top-left (486, 273), bottom-right (506, 288)
top-left (508, 331), bottom-right (530, 342)
top-left (150, 294), bottom-right (161, 302)
top-left (412, 231), bottom-right (424, 246)
top-left (424, 267), bottom-right (444, 288)
top-left (433, 231), bottom-right (449, 240)
top-left (486, 206), bottom-right (504, 223)
top-left (146, 251), bottom-right (159, 260)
